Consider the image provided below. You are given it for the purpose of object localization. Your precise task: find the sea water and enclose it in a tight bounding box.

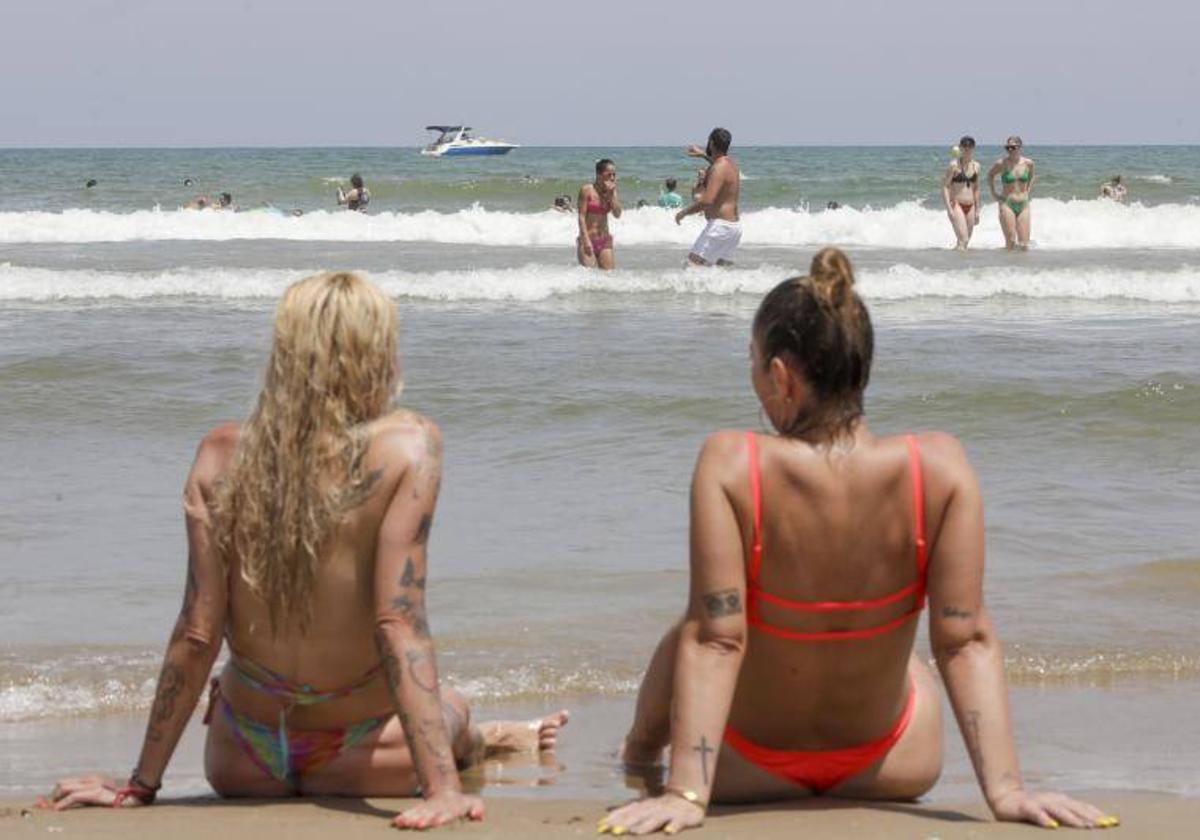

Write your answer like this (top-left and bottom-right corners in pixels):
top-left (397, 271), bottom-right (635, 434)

top-left (1, 146), bottom-right (1197, 800)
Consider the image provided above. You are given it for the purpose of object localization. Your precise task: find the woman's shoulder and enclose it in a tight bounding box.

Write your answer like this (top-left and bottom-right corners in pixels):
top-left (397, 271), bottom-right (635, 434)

top-left (366, 409), bottom-right (442, 462)
top-left (899, 430), bottom-right (974, 484)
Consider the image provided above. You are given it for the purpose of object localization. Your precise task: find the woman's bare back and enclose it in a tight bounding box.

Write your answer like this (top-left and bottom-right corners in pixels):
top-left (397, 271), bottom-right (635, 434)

top-left (724, 430), bottom-right (951, 748)
top-left (209, 410), bottom-right (436, 730)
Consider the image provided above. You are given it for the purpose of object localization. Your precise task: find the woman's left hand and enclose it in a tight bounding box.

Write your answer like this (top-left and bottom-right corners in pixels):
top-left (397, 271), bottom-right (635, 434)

top-left (599, 794), bottom-right (705, 836)
top-left (990, 788), bottom-right (1117, 829)
top-left (42, 774), bottom-right (147, 810)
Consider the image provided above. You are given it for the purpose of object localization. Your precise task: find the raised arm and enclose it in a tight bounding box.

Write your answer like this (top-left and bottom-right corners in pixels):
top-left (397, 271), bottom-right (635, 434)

top-left (926, 435), bottom-right (1113, 829)
top-left (47, 425), bottom-right (234, 810)
top-left (603, 431), bottom-right (749, 835)
top-left (373, 419), bottom-right (484, 830)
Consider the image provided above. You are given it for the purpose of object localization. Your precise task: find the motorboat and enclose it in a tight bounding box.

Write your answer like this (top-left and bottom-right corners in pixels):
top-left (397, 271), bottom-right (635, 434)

top-left (420, 126), bottom-right (518, 157)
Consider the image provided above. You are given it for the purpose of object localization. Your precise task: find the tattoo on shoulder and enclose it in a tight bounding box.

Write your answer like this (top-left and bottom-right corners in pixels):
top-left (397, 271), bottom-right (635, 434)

top-left (702, 588), bottom-right (742, 619)
top-left (941, 606), bottom-right (974, 620)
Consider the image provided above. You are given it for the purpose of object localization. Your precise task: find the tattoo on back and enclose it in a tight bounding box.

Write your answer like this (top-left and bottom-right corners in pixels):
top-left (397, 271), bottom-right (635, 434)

top-left (702, 588), bottom-right (742, 619)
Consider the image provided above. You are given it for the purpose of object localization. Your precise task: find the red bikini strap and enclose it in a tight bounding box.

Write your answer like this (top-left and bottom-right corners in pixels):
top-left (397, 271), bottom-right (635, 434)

top-left (905, 435), bottom-right (928, 589)
top-left (746, 431), bottom-right (763, 582)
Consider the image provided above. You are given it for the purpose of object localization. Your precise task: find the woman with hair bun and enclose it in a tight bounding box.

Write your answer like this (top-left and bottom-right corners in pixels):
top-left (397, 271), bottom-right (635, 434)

top-left (601, 249), bottom-right (1112, 835)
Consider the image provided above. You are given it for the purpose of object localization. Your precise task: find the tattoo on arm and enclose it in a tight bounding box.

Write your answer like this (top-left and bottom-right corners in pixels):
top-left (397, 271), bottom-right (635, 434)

top-left (941, 606), bottom-right (974, 620)
top-left (692, 736), bottom-right (715, 785)
top-left (146, 663), bottom-right (186, 742)
top-left (413, 513), bottom-right (433, 545)
top-left (375, 629), bottom-right (404, 706)
top-left (405, 648), bottom-right (439, 693)
top-left (702, 588), bottom-right (742, 619)
top-left (400, 557), bottom-right (426, 589)
top-left (964, 709), bottom-right (985, 776)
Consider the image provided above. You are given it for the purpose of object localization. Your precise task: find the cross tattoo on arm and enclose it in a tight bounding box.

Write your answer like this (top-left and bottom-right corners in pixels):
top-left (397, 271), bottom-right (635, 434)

top-left (692, 735), bottom-right (715, 784)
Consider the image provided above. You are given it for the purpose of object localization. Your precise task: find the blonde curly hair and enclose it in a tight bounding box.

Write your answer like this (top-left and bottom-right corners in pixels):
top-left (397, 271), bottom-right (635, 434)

top-left (212, 272), bottom-right (400, 633)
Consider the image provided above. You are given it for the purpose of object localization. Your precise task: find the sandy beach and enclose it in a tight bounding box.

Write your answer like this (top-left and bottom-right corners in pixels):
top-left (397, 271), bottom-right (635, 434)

top-left (2, 792), bottom-right (1195, 838)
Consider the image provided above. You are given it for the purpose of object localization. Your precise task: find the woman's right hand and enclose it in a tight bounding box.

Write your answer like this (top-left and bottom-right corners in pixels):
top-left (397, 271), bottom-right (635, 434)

top-left (392, 790), bottom-right (485, 830)
top-left (42, 774), bottom-right (148, 810)
top-left (990, 788), bottom-right (1118, 829)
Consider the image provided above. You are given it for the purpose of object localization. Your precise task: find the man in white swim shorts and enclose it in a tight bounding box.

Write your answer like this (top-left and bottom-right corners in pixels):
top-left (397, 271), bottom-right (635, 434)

top-left (676, 127), bottom-right (741, 266)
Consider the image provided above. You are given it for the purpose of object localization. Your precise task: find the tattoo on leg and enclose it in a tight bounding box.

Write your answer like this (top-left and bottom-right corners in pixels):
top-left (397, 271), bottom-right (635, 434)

top-left (146, 662), bottom-right (186, 742)
top-left (941, 606), bottom-right (974, 620)
top-left (693, 736), bottom-right (715, 785)
top-left (405, 649), bottom-right (439, 693)
top-left (702, 588), bottom-right (742, 619)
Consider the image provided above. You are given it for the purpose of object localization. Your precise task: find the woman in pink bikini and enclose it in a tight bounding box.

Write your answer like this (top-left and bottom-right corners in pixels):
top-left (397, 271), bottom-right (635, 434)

top-left (601, 249), bottom-right (1114, 835)
top-left (577, 158), bottom-right (622, 269)
top-left (43, 272), bottom-right (567, 830)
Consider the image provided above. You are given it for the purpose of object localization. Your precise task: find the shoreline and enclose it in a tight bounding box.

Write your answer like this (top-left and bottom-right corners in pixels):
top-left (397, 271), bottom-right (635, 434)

top-left (3, 792), bottom-right (1195, 838)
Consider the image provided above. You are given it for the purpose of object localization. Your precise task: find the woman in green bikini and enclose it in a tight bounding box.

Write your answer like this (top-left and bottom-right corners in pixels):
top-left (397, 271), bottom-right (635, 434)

top-left (988, 136), bottom-right (1036, 250)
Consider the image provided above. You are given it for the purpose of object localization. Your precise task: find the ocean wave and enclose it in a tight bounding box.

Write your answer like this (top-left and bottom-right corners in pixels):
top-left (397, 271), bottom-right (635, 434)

top-left (3, 199), bottom-right (1200, 248)
top-left (1138, 174), bottom-right (1173, 184)
top-left (3, 262), bottom-right (1200, 303)
top-left (2, 646), bottom-right (1196, 722)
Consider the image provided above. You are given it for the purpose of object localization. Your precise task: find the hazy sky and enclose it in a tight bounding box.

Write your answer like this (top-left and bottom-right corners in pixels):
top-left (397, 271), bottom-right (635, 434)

top-left (2, 0), bottom-right (1196, 147)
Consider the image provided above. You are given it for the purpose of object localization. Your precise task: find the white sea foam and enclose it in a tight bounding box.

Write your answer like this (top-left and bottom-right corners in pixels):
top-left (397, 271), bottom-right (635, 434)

top-left (1139, 174), bottom-right (1173, 184)
top-left (2, 199), bottom-right (1200, 248)
top-left (3, 262), bottom-right (1199, 303)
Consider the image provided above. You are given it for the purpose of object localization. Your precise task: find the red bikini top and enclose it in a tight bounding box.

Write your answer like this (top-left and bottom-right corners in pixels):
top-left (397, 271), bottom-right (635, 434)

top-left (744, 431), bottom-right (929, 642)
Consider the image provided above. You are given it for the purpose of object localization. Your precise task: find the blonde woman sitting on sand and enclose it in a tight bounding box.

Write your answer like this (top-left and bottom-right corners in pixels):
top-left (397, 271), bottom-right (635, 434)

top-left (601, 249), bottom-right (1114, 835)
top-left (43, 272), bottom-right (567, 830)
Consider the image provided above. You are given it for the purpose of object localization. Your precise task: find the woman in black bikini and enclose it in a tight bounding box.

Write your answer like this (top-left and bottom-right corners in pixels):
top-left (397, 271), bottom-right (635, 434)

top-left (941, 136), bottom-right (982, 251)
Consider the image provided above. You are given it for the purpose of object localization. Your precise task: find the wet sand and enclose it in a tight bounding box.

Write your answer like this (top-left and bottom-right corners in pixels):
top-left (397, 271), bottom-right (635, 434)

top-left (2, 791), bottom-right (1194, 838)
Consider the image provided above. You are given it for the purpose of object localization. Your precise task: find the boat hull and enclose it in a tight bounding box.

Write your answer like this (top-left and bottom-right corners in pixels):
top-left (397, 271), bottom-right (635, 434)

top-left (434, 146), bottom-right (515, 157)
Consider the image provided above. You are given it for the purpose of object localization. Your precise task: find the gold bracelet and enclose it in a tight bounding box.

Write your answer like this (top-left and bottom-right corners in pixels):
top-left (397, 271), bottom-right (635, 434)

top-left (662, 786), bottom-right (707, 812)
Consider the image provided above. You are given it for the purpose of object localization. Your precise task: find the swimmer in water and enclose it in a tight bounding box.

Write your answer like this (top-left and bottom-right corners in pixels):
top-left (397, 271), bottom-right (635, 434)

top-left (216, 192), bottom-right (236, 211)
top-left (1100, 176), bottom-right (1127, 203)
top-left (576, 158), bottom-right (622, 270)
top-left (942, 135), bottom-right (982, 250)
top-left (85, 179), bottom-right (98, 189)
top-left (337, 173), bottom-right (370, 212)
top-left (988, 136), bottom-right (1036, 250)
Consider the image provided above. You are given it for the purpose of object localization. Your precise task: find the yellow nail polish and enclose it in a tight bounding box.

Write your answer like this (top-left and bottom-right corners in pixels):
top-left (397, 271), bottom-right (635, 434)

top-left (1046, 819), bottom-right (1059, 829)
top-left (665, 828), bottom-right (677, 836)
top-left (613, 828), bottom-right (627, 837)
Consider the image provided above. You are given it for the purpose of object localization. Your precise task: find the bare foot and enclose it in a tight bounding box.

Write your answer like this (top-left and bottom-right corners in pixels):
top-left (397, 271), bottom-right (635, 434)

top-left (480, 710), bottom-right (569, 756)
